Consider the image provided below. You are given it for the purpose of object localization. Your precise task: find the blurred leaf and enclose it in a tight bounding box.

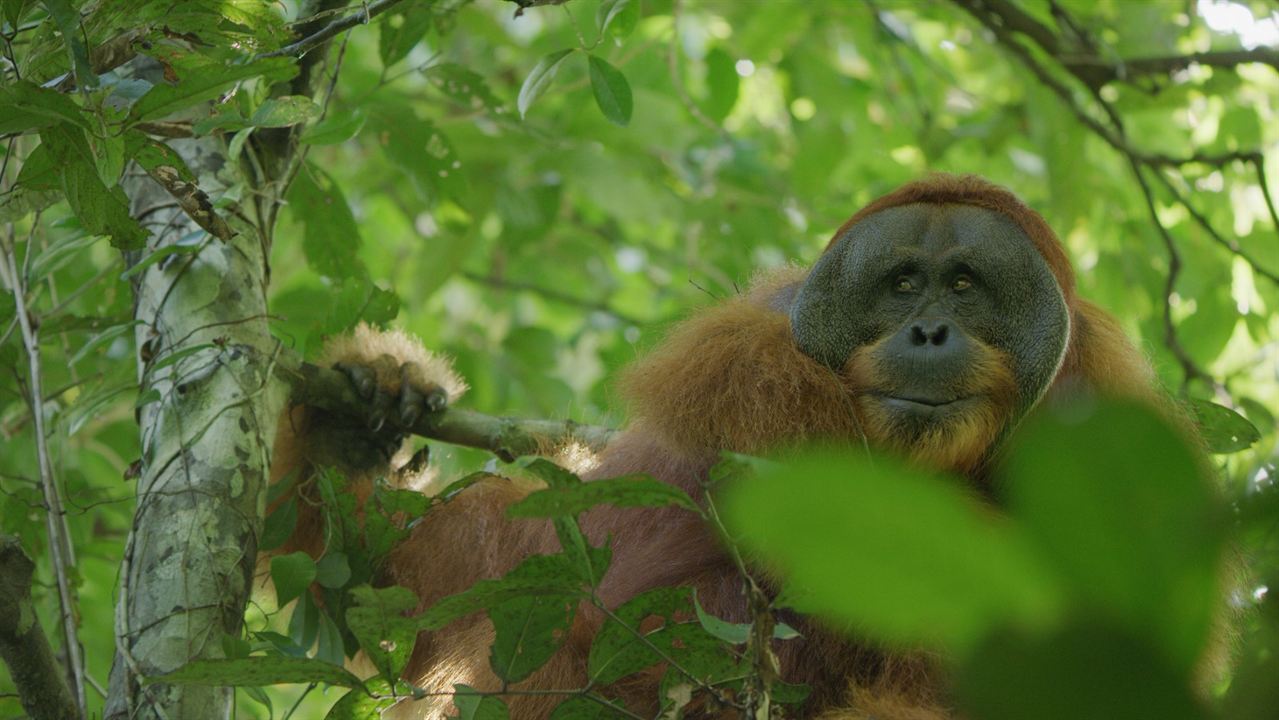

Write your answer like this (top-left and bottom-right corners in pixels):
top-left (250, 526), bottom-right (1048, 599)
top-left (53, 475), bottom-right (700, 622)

top-left (518, 49), bottom-right (574, 119)
top-left (301, 109), bottom-right (367, 145)
top-left (596, 0), bottom-right (638, 41)
top-left (587, 55), bottom-right (632, 126)
top-left (250, 95), bottom-right (321, 128)
top-left (379, 9), bottom-right (434, 67)
top-left (702, 48), bottom-right (739, 122)
top-left (429, 63), bottom-right (506, 114)
top-left (957, 620), bottom-right (1206, 720)
top-left (287, 161), bottom-right (362, 279)
top-left (1003, 400), bottom-right (1224, 674)
top-left (723, 450), bottom-right (1062, 650)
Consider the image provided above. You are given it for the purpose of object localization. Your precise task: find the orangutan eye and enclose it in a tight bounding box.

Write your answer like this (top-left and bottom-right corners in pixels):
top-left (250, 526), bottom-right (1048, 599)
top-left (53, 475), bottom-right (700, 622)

top-left (894, 276), bottom-right (915, 293)
top-left (952, 275), bottom-right (972, 292)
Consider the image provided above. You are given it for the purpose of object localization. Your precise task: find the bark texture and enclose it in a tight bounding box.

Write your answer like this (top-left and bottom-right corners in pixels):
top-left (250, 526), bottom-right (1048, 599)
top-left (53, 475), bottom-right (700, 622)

top-left (104, 75), bottom-right (285, 719)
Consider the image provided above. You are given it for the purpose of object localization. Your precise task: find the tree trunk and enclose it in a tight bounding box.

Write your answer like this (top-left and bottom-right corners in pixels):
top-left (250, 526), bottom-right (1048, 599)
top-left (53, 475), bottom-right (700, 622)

top-left (103, 74), bottom-right (285, 720)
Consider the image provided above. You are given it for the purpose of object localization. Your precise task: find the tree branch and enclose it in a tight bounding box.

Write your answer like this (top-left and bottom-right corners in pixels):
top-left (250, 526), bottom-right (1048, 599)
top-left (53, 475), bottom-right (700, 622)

top-left (256, 0), bottom-right (410, 61)
top-left (0, 536), bottom-right (78, 720)
top-left (278, 358), bottom-right (616, 461)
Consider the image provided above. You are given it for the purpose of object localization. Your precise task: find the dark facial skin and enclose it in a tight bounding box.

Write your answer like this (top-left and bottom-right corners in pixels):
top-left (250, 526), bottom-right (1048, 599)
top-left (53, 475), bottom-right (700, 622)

top-left (790, 203), bottom-right (1070, 428)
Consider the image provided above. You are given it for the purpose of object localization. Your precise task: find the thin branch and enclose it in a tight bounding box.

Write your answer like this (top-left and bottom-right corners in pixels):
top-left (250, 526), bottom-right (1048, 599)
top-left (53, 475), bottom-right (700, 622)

top-left (951, 0), bottom-right (1279, 286)
top-left (277, 358), bottom-right (616, 461)
top-left (256, 0), bottom-right (409, 60)
top-left (1063, 48), bottom-right (1279, 82)
top-left (0, 238), bottom-right (87, 713)
top-left (666, 0), bottom-right (729, 137)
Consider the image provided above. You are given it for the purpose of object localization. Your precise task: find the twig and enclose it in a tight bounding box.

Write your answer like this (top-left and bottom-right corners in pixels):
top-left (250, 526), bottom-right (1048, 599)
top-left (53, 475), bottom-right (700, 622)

top-left (0, 238), bottom-right (87, 713)
top-left (953, 0), bottom-right (1279, 289)
top-left (666, 0), bottom-right (729, 136)
top-left (256, 0), bottom-right (409, 60)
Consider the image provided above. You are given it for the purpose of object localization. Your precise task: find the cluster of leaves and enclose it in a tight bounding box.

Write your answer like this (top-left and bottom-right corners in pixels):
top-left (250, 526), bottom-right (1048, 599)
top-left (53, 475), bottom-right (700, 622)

top-left (163, 459), bottom-right (807, 719)
top-left (725, 397), bottom-right (1273, 720)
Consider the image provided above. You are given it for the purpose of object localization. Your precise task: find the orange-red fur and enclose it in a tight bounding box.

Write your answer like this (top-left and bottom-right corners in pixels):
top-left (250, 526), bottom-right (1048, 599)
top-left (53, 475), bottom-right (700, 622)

top-left (269, 175), bottom-right (1172, 719)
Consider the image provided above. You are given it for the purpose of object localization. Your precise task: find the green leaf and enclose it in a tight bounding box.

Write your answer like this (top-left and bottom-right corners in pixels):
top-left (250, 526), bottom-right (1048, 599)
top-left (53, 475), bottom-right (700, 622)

top-left (41, 0), bottom-right (97, 89)
top-left (346, 585), bottom-right (419, 683)
top-left (271, 551), bottom-right (317, 607)
top-left (261, 497), bottom-right (298, 552)
top-left (287, 161), bottom-right (362, 279)
top-left (417, 553), bottom-right (585, 631)
top-left (326, 678), bottom-right (415, 719)
top-left (151, 656), bottom-right (362, 688)
top-left (289, 591), bottom-right (321, 650)
top-left (489, 593), bottom-right (577, 683)
top-left (548, 697), bottom-right (630, 719)
top-left (703, 48), bottom-right (740, 122)
top-left (126, 131), bottom-right (197, 183)
top-left (596, 0), bottom-right (639, 41)
top-left (518, 49), bottom-right (574, 119)
top-left (127, 56), bottom-right (297, 124)
top-left (0, 80), bottom-right (90, 134)
top-left (1188, 399), bottom-right (1260, 453)
top-left (315, 610), bottom-right (345, 667)
top-left (301, 109), bottom-right (367, 145)
top-left (722, 449), bottom-right (1062, 651)
top-left (40, 124), bottom-right (147, 249)
top-left (1003, 399), bottom-right (1226, 674)
top-left (147, 343), bottom-right (216, 374)
top-left (429, 63), bottom-right (506, 114)
top-left (250, 95), bottom-right (321, 128)
top-left (588, 587), bottom-right (713, 685)
top-left (69, 320), bottom-right (138, 366)
top-left (379, 9), bottom-right (435, 67)
top-left (452, 685), bottom-right (510, 720)
top-left (119, 238), bottom-right (205, 281)
top-left (692, 591), bottom-right (748, 645)
top-left (66, 382), bottom-right (135, 436)
top-left (587, 55), bottom-right (632, 126)
top-left (957, 620), bottom-right (1206, 720)
top-left (315, 552), bottom-right (352, 589)
top-left (508, 474), bottom-right (701, 518)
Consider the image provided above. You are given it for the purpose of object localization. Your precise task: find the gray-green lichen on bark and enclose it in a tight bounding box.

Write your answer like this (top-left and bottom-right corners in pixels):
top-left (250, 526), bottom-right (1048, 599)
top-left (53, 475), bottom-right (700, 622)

top-left (105, 65), bottom-right (286, 720)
